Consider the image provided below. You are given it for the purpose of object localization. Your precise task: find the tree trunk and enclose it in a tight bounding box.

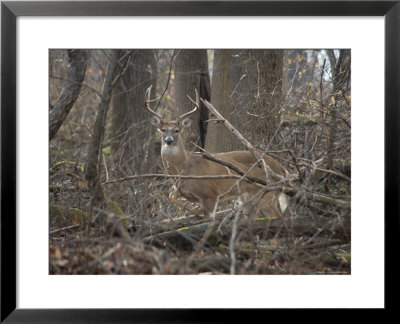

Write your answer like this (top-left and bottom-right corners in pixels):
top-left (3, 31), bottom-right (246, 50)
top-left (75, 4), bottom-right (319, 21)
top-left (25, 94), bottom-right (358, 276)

top-left (49, 49), bottom-right (87, 140)
top-left (174, 49), bottom-right (211, 150)
top-left (85, 50), bottom-right (118, 223)
top-left (84, 50), bottom-right (132, 240)
top-left (110, 50), bottom-right (157, 174)
top-left (326, 49), bottom-right (351, 171)
top-left (205, 49), bottom-right (241, 152)
top-left (246, 49), bottom-right (283, 149)
top-left (205, 50), bottom-right (283, 153)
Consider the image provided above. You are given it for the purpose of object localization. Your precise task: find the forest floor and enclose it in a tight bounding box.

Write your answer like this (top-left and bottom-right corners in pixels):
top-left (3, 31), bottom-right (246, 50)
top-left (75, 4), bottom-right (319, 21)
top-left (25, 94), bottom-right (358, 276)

top-left (49, 162), bottom-right (351, 275)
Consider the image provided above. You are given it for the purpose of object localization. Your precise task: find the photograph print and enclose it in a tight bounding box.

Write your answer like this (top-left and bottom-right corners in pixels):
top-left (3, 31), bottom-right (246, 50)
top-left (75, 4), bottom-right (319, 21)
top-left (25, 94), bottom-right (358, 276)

top-left (49, 49), bottom-right (351, 275)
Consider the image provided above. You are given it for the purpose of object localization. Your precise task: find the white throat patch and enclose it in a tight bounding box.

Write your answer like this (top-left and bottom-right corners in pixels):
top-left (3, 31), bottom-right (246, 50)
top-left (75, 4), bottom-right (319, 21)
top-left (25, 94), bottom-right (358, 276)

top-left (161, 145), bottom-right (179, 155)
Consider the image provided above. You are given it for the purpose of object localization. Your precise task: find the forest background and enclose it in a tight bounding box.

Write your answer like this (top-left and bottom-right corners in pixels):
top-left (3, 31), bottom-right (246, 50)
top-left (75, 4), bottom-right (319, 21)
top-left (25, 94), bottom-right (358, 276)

top-left (49, 49), bottom-right (351, 274)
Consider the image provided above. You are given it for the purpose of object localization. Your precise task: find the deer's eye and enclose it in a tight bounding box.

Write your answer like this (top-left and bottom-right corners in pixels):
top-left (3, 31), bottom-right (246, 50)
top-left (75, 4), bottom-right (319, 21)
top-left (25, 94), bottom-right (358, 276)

top-left (161, 128), bottom-right (167, 133)
top-left (174, 129), bottom-right (179, 134)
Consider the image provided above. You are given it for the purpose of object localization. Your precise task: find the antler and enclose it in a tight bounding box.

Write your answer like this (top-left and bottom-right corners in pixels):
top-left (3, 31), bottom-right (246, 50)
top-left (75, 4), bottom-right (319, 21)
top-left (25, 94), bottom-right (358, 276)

top-left (144, 85), bottom-right (164, 121)
top-left (179, 89), bottom-right (199, 122)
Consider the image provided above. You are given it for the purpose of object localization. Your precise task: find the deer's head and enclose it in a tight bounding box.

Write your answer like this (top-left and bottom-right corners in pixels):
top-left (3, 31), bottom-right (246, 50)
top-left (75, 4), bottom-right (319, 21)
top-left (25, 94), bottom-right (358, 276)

top-left (144, 85), bottom-right (199, 147)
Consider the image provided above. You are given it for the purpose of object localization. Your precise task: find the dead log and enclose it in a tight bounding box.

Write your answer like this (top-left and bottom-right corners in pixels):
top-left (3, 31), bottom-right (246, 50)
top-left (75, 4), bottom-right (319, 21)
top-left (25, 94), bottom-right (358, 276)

top-left (142, 215), bottom-right (350, 250)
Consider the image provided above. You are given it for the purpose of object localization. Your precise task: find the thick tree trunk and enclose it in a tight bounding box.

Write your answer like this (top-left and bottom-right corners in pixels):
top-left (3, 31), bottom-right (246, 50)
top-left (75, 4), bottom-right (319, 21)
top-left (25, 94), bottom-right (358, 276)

top-left (110, 50), bottom-right (157, 174)
top-left (174, 49), bottom-right (210, 150)
top-left (205, 50), bottom-right (283, 153)
top-left (246, 49), bottom-right (284, 149)
top-left (205, 49), bottom-right (242, 152)
top-left (49, 49), bottom-right (87, 140)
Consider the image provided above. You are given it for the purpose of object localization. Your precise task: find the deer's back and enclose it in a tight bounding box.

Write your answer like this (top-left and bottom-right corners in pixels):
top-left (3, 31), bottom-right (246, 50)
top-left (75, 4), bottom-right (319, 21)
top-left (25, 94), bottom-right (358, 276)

top-left (214, 150), bottom-right (287, 180)
top-left (177, 151), bottom-right (285, 202)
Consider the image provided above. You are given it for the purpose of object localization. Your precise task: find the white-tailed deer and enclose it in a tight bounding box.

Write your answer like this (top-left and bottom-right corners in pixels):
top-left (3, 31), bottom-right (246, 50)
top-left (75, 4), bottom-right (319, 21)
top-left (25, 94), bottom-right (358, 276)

top-left (144, 86), bottom-right (289, 219)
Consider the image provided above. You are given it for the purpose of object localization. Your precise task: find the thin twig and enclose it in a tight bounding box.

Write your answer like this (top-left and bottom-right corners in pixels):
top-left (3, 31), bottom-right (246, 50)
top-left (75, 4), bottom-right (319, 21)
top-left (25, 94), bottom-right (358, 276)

top-left (111, 51), bottom-right (133, 89)
top-left (50, 224), bottom-right (81, 235)
top-left (154, 50), bottom-right (178, 112)
top-left (50, 75), bottom-right (104, 101)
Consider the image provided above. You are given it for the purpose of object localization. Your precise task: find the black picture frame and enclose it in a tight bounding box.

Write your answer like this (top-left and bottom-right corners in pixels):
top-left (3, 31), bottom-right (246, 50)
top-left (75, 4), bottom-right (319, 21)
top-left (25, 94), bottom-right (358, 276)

top-left (1, 0), bottom-right (399, 322)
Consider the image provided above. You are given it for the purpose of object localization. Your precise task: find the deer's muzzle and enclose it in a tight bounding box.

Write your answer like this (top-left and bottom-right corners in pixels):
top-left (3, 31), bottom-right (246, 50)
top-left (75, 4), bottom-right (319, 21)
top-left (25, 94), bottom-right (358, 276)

top-left (165, 137), bottom-right (174, 145)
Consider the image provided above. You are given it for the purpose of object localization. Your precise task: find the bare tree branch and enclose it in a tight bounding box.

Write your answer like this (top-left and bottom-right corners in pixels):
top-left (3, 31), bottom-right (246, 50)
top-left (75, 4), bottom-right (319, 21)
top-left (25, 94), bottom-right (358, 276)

top-left (49, 49), bottom-right (88, 140)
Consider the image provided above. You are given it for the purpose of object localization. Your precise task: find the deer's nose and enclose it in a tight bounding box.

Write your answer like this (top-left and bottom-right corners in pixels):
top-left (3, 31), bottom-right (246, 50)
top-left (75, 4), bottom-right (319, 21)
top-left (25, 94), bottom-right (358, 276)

top-left (165, 137), bottom-right (174, 145)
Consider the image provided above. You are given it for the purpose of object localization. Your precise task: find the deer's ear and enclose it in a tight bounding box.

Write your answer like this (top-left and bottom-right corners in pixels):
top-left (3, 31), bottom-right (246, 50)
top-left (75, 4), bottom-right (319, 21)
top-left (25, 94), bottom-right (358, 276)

top-left (150, 116), bottom-right (161, 127)
top-left (180, 117), bottom-right (192, 128)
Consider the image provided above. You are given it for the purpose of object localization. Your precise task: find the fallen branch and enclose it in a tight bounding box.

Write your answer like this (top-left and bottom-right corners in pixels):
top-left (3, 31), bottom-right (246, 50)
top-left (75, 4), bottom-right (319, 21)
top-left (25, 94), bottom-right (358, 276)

top-left (143, 215), bottom-right (350, 250)
top-left (102, 173), bottom-right (253, 185)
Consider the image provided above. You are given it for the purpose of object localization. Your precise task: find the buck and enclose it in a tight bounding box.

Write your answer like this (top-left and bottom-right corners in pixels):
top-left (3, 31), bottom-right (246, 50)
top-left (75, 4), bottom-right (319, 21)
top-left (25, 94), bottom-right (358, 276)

top-left (144, 86), bottom-right (289, 219)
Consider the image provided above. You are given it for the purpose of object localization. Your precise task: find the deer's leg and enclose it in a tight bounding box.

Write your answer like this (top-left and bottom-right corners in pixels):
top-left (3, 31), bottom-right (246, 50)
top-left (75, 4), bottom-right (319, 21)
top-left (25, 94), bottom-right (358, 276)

top-left (256, 191), bottom-right (289, 218)
top-left (194, 197), bottom-right (218, 251)
top-left (168, 186), bottom-right (203, 215)
top-left (240, 190), bottom-right (288, 219)
top-left (239, 192), bottom-right (261, 218)
top-left (200, 197), bottom-right (218, 219)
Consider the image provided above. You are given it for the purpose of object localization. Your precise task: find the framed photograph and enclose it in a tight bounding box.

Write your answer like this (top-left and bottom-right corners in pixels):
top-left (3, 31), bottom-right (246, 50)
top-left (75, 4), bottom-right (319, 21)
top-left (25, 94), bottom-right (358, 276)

top-left (1, 0), bottom-right (398, 322)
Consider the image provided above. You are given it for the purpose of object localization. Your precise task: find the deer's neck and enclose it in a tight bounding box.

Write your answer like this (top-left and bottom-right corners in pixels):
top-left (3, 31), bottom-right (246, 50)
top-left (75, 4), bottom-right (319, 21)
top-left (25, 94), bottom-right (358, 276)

top-left (161, 137), bottom-right (188, 175)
